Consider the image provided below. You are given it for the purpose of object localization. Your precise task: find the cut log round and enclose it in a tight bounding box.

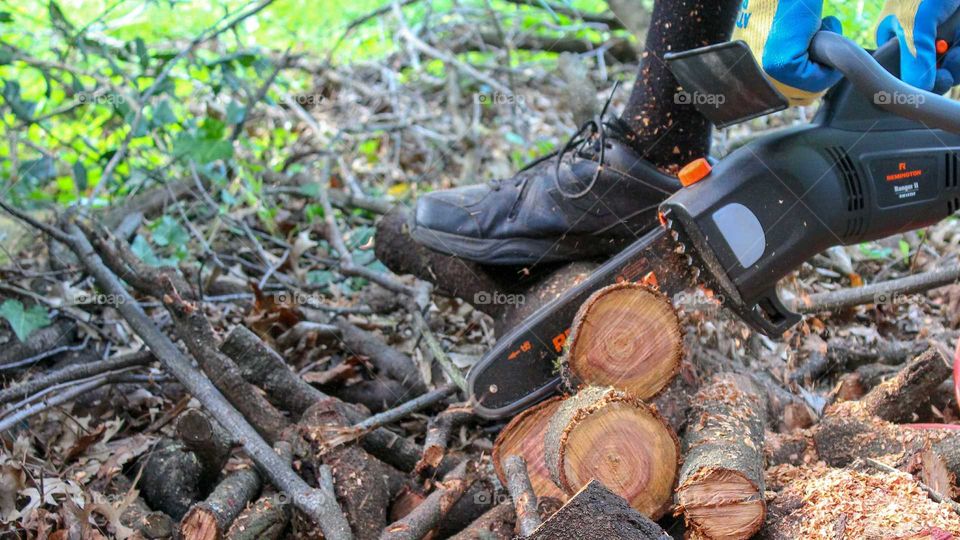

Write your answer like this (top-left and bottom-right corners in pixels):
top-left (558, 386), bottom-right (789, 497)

top-left (493, 397), bottom-right (568, 501)
top-left (675, 374), bottom-right (767, 540)
top-left (562, 283), bottom-right (681, 400)
top-left (543, 387), bottom-right (679, 519)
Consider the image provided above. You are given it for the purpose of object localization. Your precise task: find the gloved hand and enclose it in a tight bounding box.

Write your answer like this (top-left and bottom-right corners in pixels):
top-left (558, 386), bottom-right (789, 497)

top-left (877, 0), bottom-right (960, 94)
top-left (734, 0), bottom-right (843, 106)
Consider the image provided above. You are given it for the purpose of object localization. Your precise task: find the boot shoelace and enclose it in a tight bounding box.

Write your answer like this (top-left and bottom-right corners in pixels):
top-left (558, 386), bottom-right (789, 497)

top-left (492, 82), bottom-right (623, 219)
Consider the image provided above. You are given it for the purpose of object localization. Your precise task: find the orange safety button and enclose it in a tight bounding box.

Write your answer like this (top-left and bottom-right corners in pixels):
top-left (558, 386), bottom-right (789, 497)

top-left (679, 158), bottom-right (712, 187)
top-left (937, 39), bottom-right (950, 55)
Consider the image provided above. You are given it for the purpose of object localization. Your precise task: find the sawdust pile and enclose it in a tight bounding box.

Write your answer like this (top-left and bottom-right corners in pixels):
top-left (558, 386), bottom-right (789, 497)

top-left (766, 464), bottom-right (960, 539)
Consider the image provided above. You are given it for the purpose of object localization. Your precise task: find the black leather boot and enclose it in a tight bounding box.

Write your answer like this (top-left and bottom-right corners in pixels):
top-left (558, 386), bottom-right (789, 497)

top-left (411, 117), bottom-right (681, 265)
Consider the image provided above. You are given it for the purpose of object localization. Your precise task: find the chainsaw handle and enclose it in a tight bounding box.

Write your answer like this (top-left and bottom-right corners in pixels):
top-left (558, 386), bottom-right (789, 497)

top-left (809, 31), bottom-right (960, 134)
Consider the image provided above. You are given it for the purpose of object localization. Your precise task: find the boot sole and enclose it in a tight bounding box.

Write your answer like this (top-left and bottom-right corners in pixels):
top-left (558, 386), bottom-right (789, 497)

top-left (410, 223), bottom-right (625, 266)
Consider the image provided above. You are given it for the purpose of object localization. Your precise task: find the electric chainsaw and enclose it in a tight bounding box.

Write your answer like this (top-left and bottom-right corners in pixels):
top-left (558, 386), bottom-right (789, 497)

top-left (467, 18), bottom-right (960, 419)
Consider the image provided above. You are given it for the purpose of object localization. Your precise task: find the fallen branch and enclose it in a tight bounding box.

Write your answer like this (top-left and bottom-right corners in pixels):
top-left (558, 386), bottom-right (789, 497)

top-left (0, 349), bottom-right (152, 405)
top-left (180, 468), bottom-right (262, 540)
top-left (794, 266), bottom-right (960, 314)
top-left (504, 456), bottom-right (541, 537)
top-left (219, 325), bottom-right (424, 472)
top-left (416, 404), bottom-right (474, 474)
top-left (0, 202), bottom-right (352, 539)
top-left (324, 384), bottom-right (458, 449)
top-left (334, 319), bottom-right (426, 395)
top-left (380, 460), bottom-right (477, 540)
top-left (0, 318), bottom-right (78, 370)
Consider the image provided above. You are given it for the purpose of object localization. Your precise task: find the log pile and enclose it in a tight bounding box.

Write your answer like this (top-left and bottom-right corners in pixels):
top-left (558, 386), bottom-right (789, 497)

top-left (4, 183), bottom-right (960, 540)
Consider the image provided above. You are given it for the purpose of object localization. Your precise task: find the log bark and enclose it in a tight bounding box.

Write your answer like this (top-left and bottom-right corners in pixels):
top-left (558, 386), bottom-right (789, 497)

top-left (543, 387), bottom-right (679, 519)
top-left (856, 346), bottom-right (951, 423)
top-left (528, 480), bottom-right (670, 540)
top-left (180, 468), bottom-right (262, 540)
top-left (333, 320), bottom-right (426, 395)
top-left (434, 474), bottom-right (507, 539)
top-left (161, 285), bottom-right (290, 443)
top-left (675, 374), bottom-right (767, 540)
top-left (416, 404), bottom-right (474, 474)
top-left (562, 283), bottom-right (682, 401)
top-left (109, 474), bottom-right (176, 539)
top-left (919, 433), bottom-right (960, 499)
top-left (327, 378), bottom-right (410, 413)
top-left (139, 439), bottom-right (205, 520)
top-left (220, 324), bottom-right (423, 472)
top-left (177, 409), bottom-right (233, 488)
top-left (0, 318), bottom-right (77, 369)
top-left (493, 396), bottom-right (568, 501)
top-left (380, 460), bottom-right (477, 540)
top-left (447, 501), bottom-right (516, 540)
top-left (224, 441), bottom-right (294, 540)
top-left (220, 325), bottom-right (323, 416)
top-left (373, 205), bottom-right (598, 336)
top-left (504, 455), bottom-right (542, 537)
top-left (225, 496), bottom-right (288, 540)
top-left (298, 399), bottom-right (395, 540)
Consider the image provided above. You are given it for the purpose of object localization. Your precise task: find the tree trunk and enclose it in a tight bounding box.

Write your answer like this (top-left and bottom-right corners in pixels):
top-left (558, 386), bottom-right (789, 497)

top-left (562, 283), bottom-right (682, 401)
top-left (543, 387), bottom-right (679, 519)
top-left (675, 374), bottom-right (767, 540)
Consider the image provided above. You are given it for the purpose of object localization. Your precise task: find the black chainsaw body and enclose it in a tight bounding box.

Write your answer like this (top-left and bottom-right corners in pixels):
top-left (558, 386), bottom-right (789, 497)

top-left (662, 42), bottom-right (960, 335)
top-left (467, 27), bottom-right (960, 419)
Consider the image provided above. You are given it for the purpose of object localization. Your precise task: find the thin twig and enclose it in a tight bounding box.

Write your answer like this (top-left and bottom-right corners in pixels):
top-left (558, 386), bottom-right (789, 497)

top-left (0, 350), bottom-right (153, 405)
top-left (795, 266), bottom-right (960, 314)
top-left (504, 455), bottom-right (542, 537)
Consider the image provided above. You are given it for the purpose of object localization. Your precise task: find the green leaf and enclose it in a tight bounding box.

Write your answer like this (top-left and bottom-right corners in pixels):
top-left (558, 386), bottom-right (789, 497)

top-left (173, 134), bottom-right (234, 164)
top-left (0, 300), bottom-right (51, 342)
top-left (131, 235), bottom-right (177, 267)
top-left (226, 101), bottom-right (246, 125)
top-left (152, 100), bottom-right (178, 126)
top-left (20, 157), bottom-right (56, 183)
top-left (151, 216), bottom-right (189, 247)
top-left (306, 270), bottom-right (335, 286)
top-left (899, 239), bottom-right (911, 262)
top-left (3, 80), bottom-right (37, 122)
top-left (134, 37), bottom-right (149, 69)
top-left (72, 161), bottom-right (87, 192)
top-left (0, 11), bottom-right (13, 23)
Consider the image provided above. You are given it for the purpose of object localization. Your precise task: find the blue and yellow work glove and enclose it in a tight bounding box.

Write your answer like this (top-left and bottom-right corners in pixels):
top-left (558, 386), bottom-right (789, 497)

top-left (877, 0), bottom-right (960, 94)
top-left (734, 0), bottom-right (844, 106)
